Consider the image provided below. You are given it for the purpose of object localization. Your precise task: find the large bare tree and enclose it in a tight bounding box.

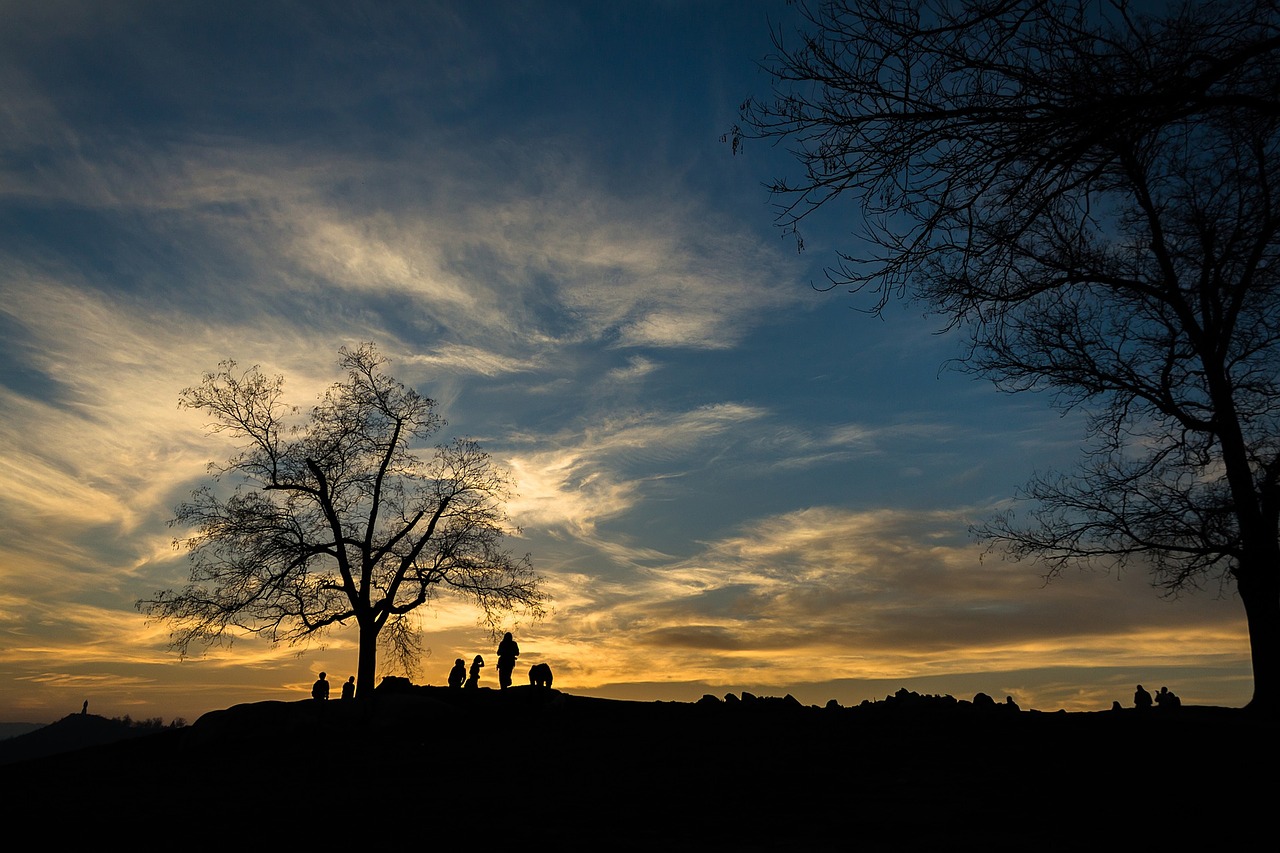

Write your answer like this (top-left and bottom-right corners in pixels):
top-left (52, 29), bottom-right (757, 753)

top-left (732, 0), bottom-right (1280, 712)
top-left (140, 343), bottom-right (545, 700)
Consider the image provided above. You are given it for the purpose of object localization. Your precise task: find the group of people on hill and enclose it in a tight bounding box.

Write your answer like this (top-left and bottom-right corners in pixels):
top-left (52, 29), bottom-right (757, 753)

top-left (449, 632), bottom-right (530, 689)
top-left (1133, 684), bottom-right (1181, 710)
top-left (308, 631), bottom-right (548, 700)
top-left (311, 672), bottom-right (355, 701)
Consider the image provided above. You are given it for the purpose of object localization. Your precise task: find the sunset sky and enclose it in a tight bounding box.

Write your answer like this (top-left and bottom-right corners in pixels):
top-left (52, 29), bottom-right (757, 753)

top-left (0, 0), bottom-right (1253, 725)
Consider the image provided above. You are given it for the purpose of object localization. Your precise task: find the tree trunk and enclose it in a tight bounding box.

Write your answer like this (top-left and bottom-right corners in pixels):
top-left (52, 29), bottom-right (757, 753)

top-left (1203, 375), bottom-right (1278, 715)
top-left (1237, 559), bottom-right (1280, 716)
top-left (355, 620), bottom-right (379, 701)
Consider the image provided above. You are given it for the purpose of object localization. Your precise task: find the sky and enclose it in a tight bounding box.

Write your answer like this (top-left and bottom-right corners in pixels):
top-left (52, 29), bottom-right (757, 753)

top-left (0, 0), bottom-right (1255, 725)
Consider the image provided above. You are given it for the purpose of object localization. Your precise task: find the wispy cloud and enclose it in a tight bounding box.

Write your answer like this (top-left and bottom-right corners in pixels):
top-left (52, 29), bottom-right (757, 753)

top-left (519, 505), bottom-right (1249, 699)
top-left (504, 403), bottom-right (768, 535)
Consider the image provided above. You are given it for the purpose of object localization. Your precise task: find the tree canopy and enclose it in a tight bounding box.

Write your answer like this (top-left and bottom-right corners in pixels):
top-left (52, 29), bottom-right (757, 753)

top-left (139, 343), bottom-right (545, 699)
top-left (733, 0), bottom-right (1280, 712)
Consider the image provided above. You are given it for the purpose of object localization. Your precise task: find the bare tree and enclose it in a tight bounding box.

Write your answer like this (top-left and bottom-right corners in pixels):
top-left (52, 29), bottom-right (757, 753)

top-left (139, 343), bottom-right (545, 700)
top-left (732, 0), bottom-right (1280, 712)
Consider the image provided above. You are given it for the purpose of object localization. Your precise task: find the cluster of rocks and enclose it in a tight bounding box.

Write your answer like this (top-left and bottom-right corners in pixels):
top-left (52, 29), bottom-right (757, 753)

top-left (697, 690), bottom-right (805, 709)
top-left (696, 686), bottom-right (1022, 716)
top-left (858, 687), bottom-right (1021, 713)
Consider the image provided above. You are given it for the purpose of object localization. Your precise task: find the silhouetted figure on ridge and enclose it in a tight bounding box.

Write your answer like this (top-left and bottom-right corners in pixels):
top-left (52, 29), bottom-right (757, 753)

top-left (341, 676), bottom-right (355, 700)
top-left (466, 655), bottom-right (484, 689)
top-left (81, 700), bottom-right (88, 715)
top-left (312, 672), bottom-right (330, 700)
top-left (1155, 686), bottom-right (1181, 709)
top-left (529, 662), bottom-right (553, 688)
top-left (1134, 684), bottom-right (1152, 710)
top-left (496, 632), bottom-right (519, 690)
top-left (448, 658), bottom-right (467, 689)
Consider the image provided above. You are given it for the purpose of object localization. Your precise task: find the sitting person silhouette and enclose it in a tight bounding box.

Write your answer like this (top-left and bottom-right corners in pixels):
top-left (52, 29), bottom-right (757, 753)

top-left (1134, 684), bottom-right (1153, 709)
top-left (341, 676), bottom-right (355, 700)
top-left (448, 658), bottom-right (467, 689)
top-left (529, 662), bottom-right (553, 688)
top-left (1155, 686), bottom-right (1181, 709)
top-left (312, 671), bottom-right (330, 700)
top-left (465, 655), bottom-right (484, 689)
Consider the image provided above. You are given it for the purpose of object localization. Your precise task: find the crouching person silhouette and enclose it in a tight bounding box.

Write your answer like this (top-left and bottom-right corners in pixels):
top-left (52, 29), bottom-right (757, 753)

top-left (448, 658), bottom-right (467, 689)
top-left (529, 662), bottom-right (553, 688)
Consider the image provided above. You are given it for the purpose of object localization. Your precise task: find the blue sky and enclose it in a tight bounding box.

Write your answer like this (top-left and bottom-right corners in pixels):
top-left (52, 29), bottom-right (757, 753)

top-left (0, 0), bottom-right (1253, 723)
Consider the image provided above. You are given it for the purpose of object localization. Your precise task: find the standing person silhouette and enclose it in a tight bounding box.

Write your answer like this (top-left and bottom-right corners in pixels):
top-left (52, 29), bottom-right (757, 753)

top-left (496, 632), bottom-right (520, 690)
top-left (341, 676), bottom-right (355, 700)
top-left (312, 672), bottom-right (330, 700)
top-left (466, 655), bottom-right (484, 689)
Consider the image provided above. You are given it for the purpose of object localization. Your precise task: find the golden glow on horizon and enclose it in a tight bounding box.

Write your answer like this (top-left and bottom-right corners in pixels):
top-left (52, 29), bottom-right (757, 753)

top-left (0, 458), bottom-right (1255, 722)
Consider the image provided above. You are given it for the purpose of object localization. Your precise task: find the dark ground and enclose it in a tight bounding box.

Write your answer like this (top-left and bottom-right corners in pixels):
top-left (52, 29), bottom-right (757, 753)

top-left (3, 684), bottom-right (1274, 848)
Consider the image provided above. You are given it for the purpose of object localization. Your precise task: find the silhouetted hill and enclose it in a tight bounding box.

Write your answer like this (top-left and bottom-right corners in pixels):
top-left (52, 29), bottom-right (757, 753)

top-left (4, 683), bottom-right (1274, 848)
top-left (0, 712), bottom-right (175, 765)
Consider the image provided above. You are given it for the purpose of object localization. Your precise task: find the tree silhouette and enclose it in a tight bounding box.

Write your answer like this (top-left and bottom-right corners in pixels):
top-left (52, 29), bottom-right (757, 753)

top-left (732, 0), bottom-right (1280, 712)
top-left (139, 343), bottom-right (545, 699)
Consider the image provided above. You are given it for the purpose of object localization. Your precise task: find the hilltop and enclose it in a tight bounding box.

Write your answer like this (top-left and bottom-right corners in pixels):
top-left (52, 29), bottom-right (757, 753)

top-left (0, 712), bottom-right (182, 765)
top-left (4, 682), bottom-right (1273, 848)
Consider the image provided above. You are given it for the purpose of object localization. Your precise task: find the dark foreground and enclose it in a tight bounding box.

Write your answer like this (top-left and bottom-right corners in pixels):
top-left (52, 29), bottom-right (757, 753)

top-left (5, 685), bottom-right (1275, 848)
